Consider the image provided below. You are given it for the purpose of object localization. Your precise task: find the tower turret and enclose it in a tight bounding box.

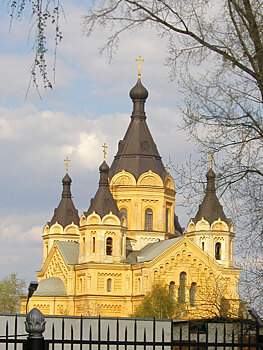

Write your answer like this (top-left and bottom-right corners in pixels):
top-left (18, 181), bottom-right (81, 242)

top-left (186, 157), bottom-right (234, 267)
top-left (79, 155), bottom-right (126, 264)
top-left (108, 61), bottom-right (181, 250)
top-left (42, 163), bottom-right (80, 264)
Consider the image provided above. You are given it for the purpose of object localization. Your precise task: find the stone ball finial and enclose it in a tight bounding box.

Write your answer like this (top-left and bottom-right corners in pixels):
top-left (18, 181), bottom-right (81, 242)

top-left (25, 308), bottom-right (46, 338)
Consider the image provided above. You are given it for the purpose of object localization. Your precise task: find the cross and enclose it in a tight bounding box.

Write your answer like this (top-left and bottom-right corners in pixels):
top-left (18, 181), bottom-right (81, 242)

top-left (64, 157), bottom-right (71, 173)
top-left (135, 56), bottom-right (144, 79)
top-left (102, 143), bottom-right (108, 161)
top-left (165, 164), bottom-right (170, 173)
top-left (209, 151), bottom-right (214, 169)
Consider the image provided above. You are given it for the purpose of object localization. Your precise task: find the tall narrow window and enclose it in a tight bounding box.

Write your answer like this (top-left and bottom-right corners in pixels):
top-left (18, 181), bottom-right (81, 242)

top-left (202, 242), bottom-right (205, 251)
top-left (190, 283), bottom-right (196, 306)
top-left (215, 242), bottom-right (221, 260)
top-left (178, 272), bottom-right (186, 304)
top-left (145, 209), bottom-right (153, 231)
top-left (169, 281), bottom-right (175, 300)
top-left (92, 237), bottom-right (96, 253)
top-left (166, 209), bottom-right (169, 233)
top-left (82, 237), bottom-right (86, 255)
top-left (107, 278), bottom-right (112, 292)
top-left (106, 237), bottom-right (113, 256)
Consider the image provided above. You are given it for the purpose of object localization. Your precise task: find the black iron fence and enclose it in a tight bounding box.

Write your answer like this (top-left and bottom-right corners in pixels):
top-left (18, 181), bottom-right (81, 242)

top-left (0, 309), bottom-right (262, 350)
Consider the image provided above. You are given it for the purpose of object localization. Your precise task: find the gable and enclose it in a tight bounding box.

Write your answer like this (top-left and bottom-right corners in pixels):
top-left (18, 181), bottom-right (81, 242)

top-left (41, 241), bottom-right (72, 288)
top-left (142, 236), bottom-right (223, 276)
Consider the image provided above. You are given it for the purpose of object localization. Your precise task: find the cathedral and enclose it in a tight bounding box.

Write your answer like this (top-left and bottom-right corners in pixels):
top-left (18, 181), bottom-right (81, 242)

top-left (21, 68), bottom-right (241, 318)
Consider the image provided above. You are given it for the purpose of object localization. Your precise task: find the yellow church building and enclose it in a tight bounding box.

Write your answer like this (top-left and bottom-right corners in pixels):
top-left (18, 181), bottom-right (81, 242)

top-left (21, 73), bottom-right (241, 319)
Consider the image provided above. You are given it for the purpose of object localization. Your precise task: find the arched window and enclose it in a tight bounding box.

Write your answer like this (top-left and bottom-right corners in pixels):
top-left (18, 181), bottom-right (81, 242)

top-left (107, 279), bottom-right (112, 292)
top-left (169, 281), bottom-right (175, 300)
top-left (92, 237), bottom-right (96, 253)
top-left (106, 237), bottom-right (113, 256)
top-left (145, 209), bottom-right (153, 231)
top-left (178, 272), bottom-right (186, 304)
top-left (190, 283), bottom-right (196, 306)
top-left (166, 209), bottom-right (169, 233)
top-left (215, 242), bottom-right (221, 260)
top-left (120, 208), bottom-right (127, 221)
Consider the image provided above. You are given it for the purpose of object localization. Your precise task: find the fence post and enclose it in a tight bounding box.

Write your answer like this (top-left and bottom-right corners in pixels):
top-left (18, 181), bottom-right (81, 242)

top-left (25, 308), bottom-right (46, 350)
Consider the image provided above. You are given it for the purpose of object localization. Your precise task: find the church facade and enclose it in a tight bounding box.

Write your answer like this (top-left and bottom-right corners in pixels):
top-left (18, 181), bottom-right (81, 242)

top-left (21, 76), bottom-right (241, 318)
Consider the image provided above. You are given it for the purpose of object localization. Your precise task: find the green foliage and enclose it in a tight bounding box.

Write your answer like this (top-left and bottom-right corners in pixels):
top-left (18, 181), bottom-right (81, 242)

top-left (133, 283), bottom-right (182, 319)
top-left (0, 273), bottom-right (26, 314)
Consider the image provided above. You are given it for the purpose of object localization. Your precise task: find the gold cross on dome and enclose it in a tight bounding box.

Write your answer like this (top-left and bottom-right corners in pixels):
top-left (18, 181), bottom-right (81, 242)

top-left (135, 56), bottom-right (144, 79)
top-left (209, 151), bottom-right (214, 169)
top-left (64, 157), bottom-right (71, 173)
top-left (102, 143), bottom-right (108, 161)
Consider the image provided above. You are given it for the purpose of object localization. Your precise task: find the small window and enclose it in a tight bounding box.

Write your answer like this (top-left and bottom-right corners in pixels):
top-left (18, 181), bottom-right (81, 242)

top-left (120, 208), bottom-right (127, 220)
top-left (145, 209), bottom-right (153, 231)
top-left (169, 281), bottom-right (175, 300)
top-left (215, 242), bottom-right (221, 260)
top-left (202, 242), bottom-right (205, 251)
top-left (178, 272), bottom-right (186, 304)
top-left (107, 279), bottom-right (112, 292)
top-left (92, 237), bottom-right (96, 253)
top-left (120, 208), bottom-right (128, 226)
top-left (190, 283), bottom-right (196, 306)
top-left (166, 209), bottom-right (169, 233)
top-left (106, 237), bottom-right (113, 256)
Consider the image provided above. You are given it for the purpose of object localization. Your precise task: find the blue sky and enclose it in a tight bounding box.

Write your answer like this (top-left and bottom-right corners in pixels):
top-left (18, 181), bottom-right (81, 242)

top-left (0, 1), bottom-right (199, 284)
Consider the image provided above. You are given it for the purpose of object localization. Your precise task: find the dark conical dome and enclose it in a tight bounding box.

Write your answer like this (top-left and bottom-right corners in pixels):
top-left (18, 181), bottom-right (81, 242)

top-left (129, 79), bottom-right (149, 100)
top-left (191, 168), bottom-right (231, 226)
top-left (109, 77), bottom-right (166, 181)
top-left (48, 172), bottom-right (79, 228)
top-left (86, 161), bottom-right (120, 218)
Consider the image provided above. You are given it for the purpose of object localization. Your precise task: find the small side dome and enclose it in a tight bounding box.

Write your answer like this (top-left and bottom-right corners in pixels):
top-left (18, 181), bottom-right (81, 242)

top-left (99, 161), bottom-right (109, 173)
top-left (62, 173), bottom-right (72, 184)
top-left (130, 79), bottom-right (149, 100)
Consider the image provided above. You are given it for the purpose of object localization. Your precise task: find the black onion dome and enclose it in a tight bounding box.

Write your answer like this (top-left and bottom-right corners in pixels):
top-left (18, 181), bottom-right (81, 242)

top-left (130, 79), bottom-right (149, 100)
top-left (48, 172), bottom-right (79, 228)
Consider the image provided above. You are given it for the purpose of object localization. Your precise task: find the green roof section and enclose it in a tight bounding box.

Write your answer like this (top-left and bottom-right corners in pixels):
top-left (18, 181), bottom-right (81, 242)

top-left (56, 241), bottom-right (79, 265)
top-left (35, 278), bottom-right (67, 296)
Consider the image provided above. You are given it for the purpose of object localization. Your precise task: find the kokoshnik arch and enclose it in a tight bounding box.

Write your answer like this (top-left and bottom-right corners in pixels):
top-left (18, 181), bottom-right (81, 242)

top-left (21, 63), bottom-right (241, 318)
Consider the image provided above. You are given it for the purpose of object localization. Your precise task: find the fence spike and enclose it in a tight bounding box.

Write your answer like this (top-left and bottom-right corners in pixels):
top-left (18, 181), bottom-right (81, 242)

top-left (71, 325), bottom-right (74, 350)
top-left (125, 326), bottom-right (128, 350)
top-left (107, 325), bottom-right (110, 350)
top-left (80, 315), bottom-right (83, 350)
top-left (144, 328), bottom-right (147, 350)
top-left (14, 314), bottom-right (17, 350)
top-left (117, 318), bottom-right (119, 350)
top-left (62, 318), bottom-right (65, 350)
top-left (52, 323), bottom-right (55, 350)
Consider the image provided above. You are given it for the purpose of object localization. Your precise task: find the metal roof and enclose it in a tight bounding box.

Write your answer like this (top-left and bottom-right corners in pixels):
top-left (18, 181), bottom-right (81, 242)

top-left (56, 241), bottom-right (79, 265)
top-left (35, 278), bottom-right (67, 296)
